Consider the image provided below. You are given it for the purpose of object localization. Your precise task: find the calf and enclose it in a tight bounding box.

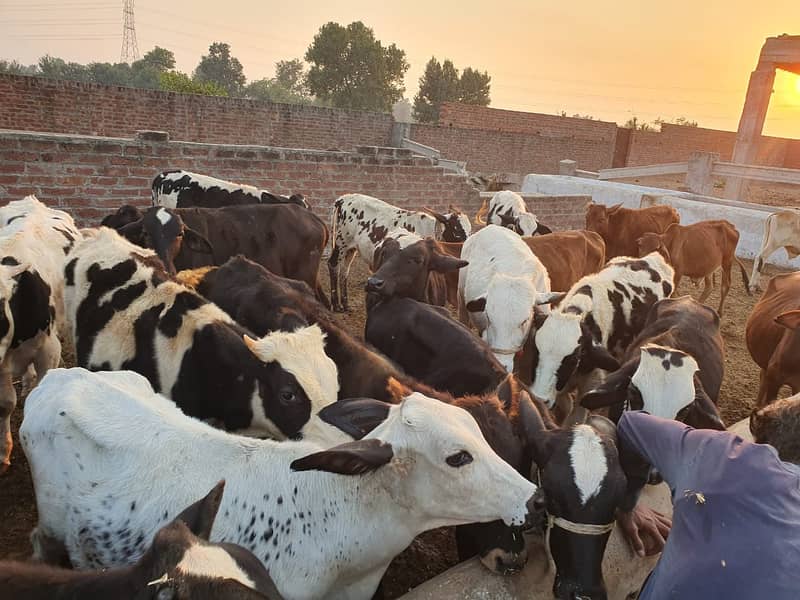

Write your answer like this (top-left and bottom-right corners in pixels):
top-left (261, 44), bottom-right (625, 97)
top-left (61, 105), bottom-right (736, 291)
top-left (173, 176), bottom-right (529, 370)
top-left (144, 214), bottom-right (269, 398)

top-left (105, 203), bottom-right (329, 306)
top-left (636, 219), bottom-right (749, 315)
top-left (745, 272), bottom-right (800, 406)
top-left (475, 190), bottom-right (552, 236)
top-left (530, 253), bottom-right (675, 419)
top-left (585, 202), bottom-right (679, 258)
top-left (458, 225), bottom-right (557, 372)
top-left (1, 481), bottom-right (281, 599)
top-left (581, 296), bottom-right (726, 430)
top-left (366, 297), bottom-right (507, 397)
top-left (0, 196), bottom-right (80, 472)
top-left (152, 169), bottom-right (308, 209)
top-left (22, 368), bottom-right (541, 600)
top-left (749, 209), bottom-right (800, 292)
top-left (327, 193), bottom-right (469, 311)
top-left (63, 228), bottom-right (338, 440)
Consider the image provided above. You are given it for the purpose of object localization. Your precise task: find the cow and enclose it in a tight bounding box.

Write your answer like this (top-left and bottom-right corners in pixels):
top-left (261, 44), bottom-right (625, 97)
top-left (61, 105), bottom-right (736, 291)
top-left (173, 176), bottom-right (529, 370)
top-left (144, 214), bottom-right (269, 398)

top-left (530, 253), bottom-right (675, 422)
top-left (152, 169), bottom-right (308, 209)
top-left (1, 481), bottom-right (281, 599)
top-left (585, 202), bottom-right (680, 258)
top-left (745, 271), bottom-right (800, 407)
top-left (63, 228), bottom-right (339, 440)
top-left (458, 225), bottom-right (558, 372)
top-left (22, 367), bottom-right (543, 600)
top-left (525, 230), bottom-right (606, 292)
top-left (365, 296), bottom-right (507, 397)
top-left (0, 196), bottom-right (80, 472)
top-left (103, 204), bottom-right (329, 306)
top-left (475, 190), bottom-right (552, 236)
top-left (580, 296), bottom-right (726, 431)
top-left (327, 193), bottom-right (470, 312)
top-left (749, 209), bottom-right (800, 293)
top-left (636, 219), bottom-right (749, 316)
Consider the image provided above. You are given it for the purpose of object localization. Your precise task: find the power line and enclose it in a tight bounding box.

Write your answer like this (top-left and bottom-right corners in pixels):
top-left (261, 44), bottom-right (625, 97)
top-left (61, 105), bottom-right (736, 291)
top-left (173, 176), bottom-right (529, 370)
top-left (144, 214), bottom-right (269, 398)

top-left (121, 0), bottom-right (139, 62)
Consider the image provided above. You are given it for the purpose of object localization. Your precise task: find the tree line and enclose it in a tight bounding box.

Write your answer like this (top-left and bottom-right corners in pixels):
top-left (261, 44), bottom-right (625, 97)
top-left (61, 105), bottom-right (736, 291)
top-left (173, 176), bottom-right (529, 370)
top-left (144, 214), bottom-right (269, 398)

top-left (0, 20), bottom-right (490, 122)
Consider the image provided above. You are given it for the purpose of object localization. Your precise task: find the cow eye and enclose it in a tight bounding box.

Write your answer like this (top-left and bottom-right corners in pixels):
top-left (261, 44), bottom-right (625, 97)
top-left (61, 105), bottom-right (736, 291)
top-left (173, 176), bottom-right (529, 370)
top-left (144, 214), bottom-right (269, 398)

top-left (279, 389), bottom-right (297, 404)
top-left (446, 450), bottom-right (473, 467)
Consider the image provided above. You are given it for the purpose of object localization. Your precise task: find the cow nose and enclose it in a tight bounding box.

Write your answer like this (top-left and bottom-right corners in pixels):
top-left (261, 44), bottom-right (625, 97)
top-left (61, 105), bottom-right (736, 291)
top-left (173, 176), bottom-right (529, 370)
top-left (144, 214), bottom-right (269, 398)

top-left (523, 489), bottom-right (547, 532)
top-left (366, 277), bottom-right (385, 292)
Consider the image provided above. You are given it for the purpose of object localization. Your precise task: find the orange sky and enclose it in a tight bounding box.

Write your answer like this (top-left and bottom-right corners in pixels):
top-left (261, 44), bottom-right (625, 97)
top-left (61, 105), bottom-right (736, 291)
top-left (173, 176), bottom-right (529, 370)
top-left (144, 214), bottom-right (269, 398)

top-left (2, 0), bottom-right (800, 137)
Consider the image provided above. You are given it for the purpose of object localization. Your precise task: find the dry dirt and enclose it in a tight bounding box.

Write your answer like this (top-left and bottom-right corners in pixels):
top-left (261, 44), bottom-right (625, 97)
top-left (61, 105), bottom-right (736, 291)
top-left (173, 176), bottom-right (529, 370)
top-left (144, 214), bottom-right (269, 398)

top-left (0, 258), bottom-right (791, 597)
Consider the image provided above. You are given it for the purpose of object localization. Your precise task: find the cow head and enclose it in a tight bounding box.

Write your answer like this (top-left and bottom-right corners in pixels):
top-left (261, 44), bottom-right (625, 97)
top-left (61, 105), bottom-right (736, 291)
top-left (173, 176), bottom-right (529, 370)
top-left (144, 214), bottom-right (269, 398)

top-left (498, 212), bottom-right (549, 236)
top-left (581, 344), bottom-right (725, 430)
top-left (117, 207), bottom-right (213, 275)
top-left (636, 232), bottom-right (670, 262)
top-left (101, 204), bottom-right (143, 230)
top-left (585, 203), bottom-right (622, 238)
top-left (530, 312), bottom-right (620, 408)
top-left (261, 191), bottom-right (309, 209)
top-left (517, 396), bottom-right (628, 600)
top-left (366, 238), bottom-right (467, 302)
top-left (750, 393), bottom-right (800, 463)
top-left (423, 206), bottom-right (471, 242)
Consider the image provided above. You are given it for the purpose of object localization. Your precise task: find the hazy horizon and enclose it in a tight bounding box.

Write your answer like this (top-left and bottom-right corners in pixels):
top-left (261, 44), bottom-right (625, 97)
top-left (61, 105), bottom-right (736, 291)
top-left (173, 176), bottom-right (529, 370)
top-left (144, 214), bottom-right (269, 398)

top-left (2, 0), bottom-right (799, 137)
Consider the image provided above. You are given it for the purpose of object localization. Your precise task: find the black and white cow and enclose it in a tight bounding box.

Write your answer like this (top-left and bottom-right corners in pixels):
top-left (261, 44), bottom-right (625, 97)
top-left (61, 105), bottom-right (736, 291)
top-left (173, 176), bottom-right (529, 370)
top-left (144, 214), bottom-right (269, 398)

top-left (581, 296), bottom-right (726, 430)
top-left (327, 193), bottom-right (470, 311)
top-left (152, 170), bottom-right (308, 209)
top-left (63, 227), bottom-right (338, 440)
top-left (0, 196), bottom-right (80, 472)
top-left (22, 368), bottom-right (542, 600)
top-left (2, 481), bottom-right (282, 599)
top-left (476, 190), bottom-right (552, 236)
top-left (530, 253), bottom-right (675, 421)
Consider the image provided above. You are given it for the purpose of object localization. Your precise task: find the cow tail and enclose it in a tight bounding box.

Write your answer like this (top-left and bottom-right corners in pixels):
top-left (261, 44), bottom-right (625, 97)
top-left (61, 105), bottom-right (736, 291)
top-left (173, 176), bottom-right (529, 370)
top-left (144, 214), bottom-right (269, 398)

top-left (328, 200), bottom-right (339, 255)
top-left (475, 198), bottom-right (489, 225)
top-left (736, 256), bottom-right (751, 295)
top-left (151, 177), bottom-right (159, 207)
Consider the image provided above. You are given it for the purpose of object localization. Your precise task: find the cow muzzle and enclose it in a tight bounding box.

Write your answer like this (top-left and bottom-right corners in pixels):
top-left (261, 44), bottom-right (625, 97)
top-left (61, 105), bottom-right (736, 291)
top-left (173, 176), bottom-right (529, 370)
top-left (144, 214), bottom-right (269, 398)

top-left (522, 489), bottom-right (547, 532)
top-left (365, 277), bottom-right (386, 293)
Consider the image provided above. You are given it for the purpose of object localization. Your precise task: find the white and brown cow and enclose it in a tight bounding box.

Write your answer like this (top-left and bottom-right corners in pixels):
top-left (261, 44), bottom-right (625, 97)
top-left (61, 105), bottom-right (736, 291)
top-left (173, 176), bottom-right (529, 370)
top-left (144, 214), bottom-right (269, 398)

top-left (327, 193), bottom-right (470, 311)
top-left (152, 169), bottom-right (308, 209)
top-left (63, 227), bottom-right (338, 440)
top-left (530, 252), bottom-right (675, 421)
top-left (0, 195), bottom-right (80, 472)
top-left (476, 190), bottom-right (552, 236)
top-left (749, 209), bottom-right (800, 293)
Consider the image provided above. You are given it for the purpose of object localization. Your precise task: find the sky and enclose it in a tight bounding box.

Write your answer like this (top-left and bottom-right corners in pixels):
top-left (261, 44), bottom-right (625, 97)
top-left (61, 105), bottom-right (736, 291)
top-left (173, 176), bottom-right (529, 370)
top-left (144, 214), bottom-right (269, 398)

top-left (2, 0), bottom-right (800, 138)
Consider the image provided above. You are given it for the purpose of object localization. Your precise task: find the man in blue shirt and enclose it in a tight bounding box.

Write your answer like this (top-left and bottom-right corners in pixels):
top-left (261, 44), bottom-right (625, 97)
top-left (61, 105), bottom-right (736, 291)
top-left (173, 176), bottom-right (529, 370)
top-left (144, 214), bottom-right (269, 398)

top-left (618, 405), bottom-right (800, 599)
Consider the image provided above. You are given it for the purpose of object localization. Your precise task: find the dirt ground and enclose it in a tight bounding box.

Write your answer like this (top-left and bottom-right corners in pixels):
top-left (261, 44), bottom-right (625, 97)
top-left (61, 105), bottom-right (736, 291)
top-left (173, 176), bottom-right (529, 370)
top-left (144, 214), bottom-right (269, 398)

top-left (0, 257), bottom-right (790, 597)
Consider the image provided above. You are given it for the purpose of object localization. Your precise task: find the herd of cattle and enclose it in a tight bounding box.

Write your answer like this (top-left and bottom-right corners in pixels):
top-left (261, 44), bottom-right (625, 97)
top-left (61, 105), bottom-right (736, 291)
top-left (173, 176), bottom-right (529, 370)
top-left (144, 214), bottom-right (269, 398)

top-left (0, 168), bottom-right (799, 600)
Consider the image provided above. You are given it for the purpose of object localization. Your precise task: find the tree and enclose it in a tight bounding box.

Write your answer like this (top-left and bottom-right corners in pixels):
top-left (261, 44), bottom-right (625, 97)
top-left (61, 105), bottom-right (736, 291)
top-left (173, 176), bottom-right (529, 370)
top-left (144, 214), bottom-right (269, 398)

top-left (304, 21), bottom-right (408, 111)
top-left (244, 77), bottom-right (310, 104)
top-left (194, 42), bottom-right (246, 96)
top-left (413, 58), bottom-right (460, 122)
top-left (623, 116), bottom-right (653, 131)
top-left (458, 67), bottom-right (491, 106)
top-left (0, 60), bottom-right (36, 75)
top-left (654, 116), bottom-right (699, 128)
top-left (135, 47), bottom-right (175, 72)
top-left (37, 55), bottom-right (91, 82)
top-left (274, 59), bottom-right (306, 95)
top-left (159, 71), bottom-right (228, 96)
top-left (87, 62), bottom-right (133, 86)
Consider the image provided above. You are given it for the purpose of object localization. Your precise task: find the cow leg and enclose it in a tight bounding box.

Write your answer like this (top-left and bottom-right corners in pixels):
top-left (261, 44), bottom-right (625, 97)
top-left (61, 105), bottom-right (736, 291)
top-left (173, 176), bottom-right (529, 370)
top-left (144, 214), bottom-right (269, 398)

top-left (0, 370), bottom-right (17, 474)
top-left (698, 275), bottom-right (714, 304)
top-left (671, 272), bottom-right (682, 297)
top-left (34, 334), bottom-right (62, 383)
top-left (756, 367), bottom-right (783, 408)
top-left (327, 243), bottom-right (342, 311)
top-left (717, 264), bottom-right (732, 316)
top-left (30, 527), bottom-right (72, 566)
top-left (340, 248), bottom-right (358, 311)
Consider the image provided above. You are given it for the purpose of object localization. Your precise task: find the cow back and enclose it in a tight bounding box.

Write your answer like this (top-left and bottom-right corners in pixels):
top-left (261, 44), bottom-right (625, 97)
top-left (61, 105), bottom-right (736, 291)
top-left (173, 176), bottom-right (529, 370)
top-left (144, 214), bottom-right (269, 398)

top-left (524, 230), bottom-right (606, 292)
top-left (606, 205), bottom-right (679, 258)
top-left (746, 272), bottom-right (800, 369)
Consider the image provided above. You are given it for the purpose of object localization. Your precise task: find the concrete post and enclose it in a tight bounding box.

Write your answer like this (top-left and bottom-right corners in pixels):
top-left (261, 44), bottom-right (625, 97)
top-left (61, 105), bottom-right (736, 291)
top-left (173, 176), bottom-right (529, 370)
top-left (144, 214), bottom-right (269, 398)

top-left (390, 122), bottom-right (411, 148)
top-left (685, 151), bottom-right (718, 196)
top-left (559, 159), bottom-right (577, 176)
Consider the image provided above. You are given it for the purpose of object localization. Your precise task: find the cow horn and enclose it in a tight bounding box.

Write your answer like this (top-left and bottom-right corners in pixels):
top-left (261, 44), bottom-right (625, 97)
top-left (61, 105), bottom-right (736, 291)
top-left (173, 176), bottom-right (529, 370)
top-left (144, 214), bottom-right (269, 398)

top-left (475, 199), bottom-right (489, 224)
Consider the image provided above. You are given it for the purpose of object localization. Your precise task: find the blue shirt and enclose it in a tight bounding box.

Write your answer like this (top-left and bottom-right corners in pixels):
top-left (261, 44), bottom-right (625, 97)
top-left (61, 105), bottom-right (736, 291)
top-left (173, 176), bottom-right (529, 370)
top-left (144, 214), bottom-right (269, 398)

top-left (618, 411), bottom-right (800, 599)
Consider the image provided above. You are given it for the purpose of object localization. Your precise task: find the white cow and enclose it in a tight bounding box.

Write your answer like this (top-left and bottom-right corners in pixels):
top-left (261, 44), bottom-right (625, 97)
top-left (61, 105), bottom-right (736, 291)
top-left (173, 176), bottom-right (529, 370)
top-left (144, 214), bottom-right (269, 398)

top-left (22, 368), bottom-right (539, 600)
top-left (476, 190), bottom-right (551, 237)
top-left (0, 196), bottom-right (80, 471)
top-left (458, 225), bottom-right (556, 372)
top-left (749, 209), bottom-right (800, 292)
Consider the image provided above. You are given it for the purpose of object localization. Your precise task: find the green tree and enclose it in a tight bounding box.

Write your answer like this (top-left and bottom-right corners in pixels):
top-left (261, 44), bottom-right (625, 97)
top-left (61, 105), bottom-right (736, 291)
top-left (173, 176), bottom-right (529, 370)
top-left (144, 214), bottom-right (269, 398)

top-left (194, 42), bottom-right (246, 95)
top-left (304, 21), bottom-right (408, 111)
top-left (135, 47), bottom-right (175, 72)
top-left (274, 58), bottom-right (306, 95)
top-left (87, 62), bottom-right (133, 86)
top-left (413, 57), bottom-right (460, 122)
top-left (0, 60), bottom-right (36, 75)
top-left (37, 55), bottom-right (91, 82)
top-left (458, 67), bottom-right (491, 106)
top-left (159, 71), bottom-right (228, 96)
top-left (244, 77), bottom-right (310, 104)
top-left (624, 116), bottom-right (653, 131)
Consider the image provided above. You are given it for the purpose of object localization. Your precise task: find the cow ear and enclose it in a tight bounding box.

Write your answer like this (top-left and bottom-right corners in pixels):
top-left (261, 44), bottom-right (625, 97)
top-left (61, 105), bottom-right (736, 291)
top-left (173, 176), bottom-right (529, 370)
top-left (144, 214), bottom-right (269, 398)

top-left (429, 252), bottom-right (468, 273)
top-left (183, 227), bottom-right (214, 254)
top-left (535, 291), bottom-right (566, 306)
top-left (118, 218), bottom-right (144, 242)
top-left (291, 439), bottom-right (394, 475)
top-left (466, 297), bottom-right (486, 313)
top-left (422, 207), bottom-right (448, 224)
top-left (587, 414), bottom-right (618, 444)
top-left (495, 373), bottom-right (521, 411)
top-left (175, 480), bottom-right (225, 540)
top-left (533, 306), bottom-right (549, 330)
top-left (448, 204), bottom-right (462, 214)
top-left (680, 376), bottom-right (725, 431)
top-left (776, 310), bottom-right (800, 330)
top-left (318, 398), bottom-right (391, 440)
top-left (580, 366), bottom-right (633, 410)
top-left (535, 222), bottom-right (553, 235)
top-left (386, 376), bottom-right (412, 403)
top-left (583, 343), bottom-right (620, 372)
top-left (517, 387), bottom-right (555, 468)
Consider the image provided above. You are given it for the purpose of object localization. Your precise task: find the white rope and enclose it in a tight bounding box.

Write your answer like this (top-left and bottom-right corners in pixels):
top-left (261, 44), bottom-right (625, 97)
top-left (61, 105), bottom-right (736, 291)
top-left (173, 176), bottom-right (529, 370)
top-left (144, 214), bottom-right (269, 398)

top-left (490, 346), bottom-right (521, 355)
top-left (548, 514), bottom-right (616, 535)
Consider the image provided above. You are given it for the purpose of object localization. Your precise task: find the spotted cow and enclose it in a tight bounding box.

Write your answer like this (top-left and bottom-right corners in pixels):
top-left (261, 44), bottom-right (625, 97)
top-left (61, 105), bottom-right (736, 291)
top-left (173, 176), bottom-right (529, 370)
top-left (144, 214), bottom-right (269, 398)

top-left (63, 227), bottom-right (338, 440)
top-left (152, 169), bottom-right (308, 209)
top-left (327, 193), bottom-right (470, 311)
top-left (530, 252), bottom-right (675, 421)
top-left (475, 190), bottom-right (552, 236)
top-left (0, 196), bottom-right (80, 472)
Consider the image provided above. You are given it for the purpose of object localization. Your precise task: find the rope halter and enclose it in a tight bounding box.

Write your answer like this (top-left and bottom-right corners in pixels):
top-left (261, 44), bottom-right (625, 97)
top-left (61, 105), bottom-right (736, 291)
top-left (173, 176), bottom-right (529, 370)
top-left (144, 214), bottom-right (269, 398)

top-left (547, 514), bottom-right (616, 535)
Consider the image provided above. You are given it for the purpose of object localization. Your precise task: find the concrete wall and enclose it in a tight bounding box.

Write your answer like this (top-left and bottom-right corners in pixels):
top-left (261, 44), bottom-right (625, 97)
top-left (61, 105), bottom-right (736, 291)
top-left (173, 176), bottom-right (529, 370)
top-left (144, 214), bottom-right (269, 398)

top-left (521, 174), bottom-right (800, 269)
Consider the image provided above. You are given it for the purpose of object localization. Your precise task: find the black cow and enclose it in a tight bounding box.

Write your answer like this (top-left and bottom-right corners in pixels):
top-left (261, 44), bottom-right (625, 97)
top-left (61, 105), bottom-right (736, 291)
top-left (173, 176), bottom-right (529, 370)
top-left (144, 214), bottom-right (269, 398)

top-left (152, 169), bottom-right (308, 209)
top-left (2, 482), bottom-right (281, 599)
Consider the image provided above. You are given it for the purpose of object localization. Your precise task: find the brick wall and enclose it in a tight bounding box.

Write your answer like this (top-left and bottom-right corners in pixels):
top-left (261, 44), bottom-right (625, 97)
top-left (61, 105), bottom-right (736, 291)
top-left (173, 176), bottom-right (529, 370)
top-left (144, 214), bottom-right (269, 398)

top-left (784, 140), bottom-right (800, 169)
top-left (0, 130), bottom-right (481, 225)
top-left (520, 195), bottom-right (590, 231)
top-left (0, 74), bottom-right (393, 150)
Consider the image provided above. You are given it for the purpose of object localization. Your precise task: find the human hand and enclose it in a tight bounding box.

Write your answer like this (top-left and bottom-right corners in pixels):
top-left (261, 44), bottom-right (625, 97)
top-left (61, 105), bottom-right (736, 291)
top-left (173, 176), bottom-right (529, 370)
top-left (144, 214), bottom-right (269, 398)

top-left (616, 504), bottom-right (671, 557)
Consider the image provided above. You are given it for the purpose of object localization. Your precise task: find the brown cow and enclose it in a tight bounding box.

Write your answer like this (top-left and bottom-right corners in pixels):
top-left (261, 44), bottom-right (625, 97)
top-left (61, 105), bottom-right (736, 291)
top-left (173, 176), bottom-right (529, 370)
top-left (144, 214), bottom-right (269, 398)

top-left (585, 202), bottom-right (679, 258)
top-left (636, 220), bottom-right (750, 316)
top-left (746, 272), bottom-right (800, 407)
top-left (524, 230), bottom-right (606, 292)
